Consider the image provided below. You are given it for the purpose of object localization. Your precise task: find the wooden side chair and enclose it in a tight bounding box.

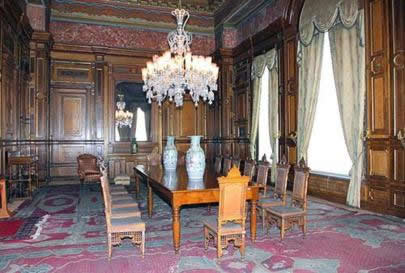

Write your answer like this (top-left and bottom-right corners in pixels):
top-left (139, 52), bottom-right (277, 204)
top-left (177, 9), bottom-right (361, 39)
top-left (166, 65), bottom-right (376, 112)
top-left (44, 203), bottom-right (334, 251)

top-left (254, 158), bottom-right (271, 197)
top-left (214, 156), bottom-right (222, 174)
top-left (100, 168), bottom-right (138, 209)
top-left (100, 174), bottom-right (141, 218)
top-left (242, 159), bottom-right (256, 181)
top-left (102, 173), bottom-right (146, 259)
top-left (147, 147), bottom-right (161, 166)
top-left (222, 157), bottom-right (232, 176)
top-left (203, 167), bottom-right (250, 259)
top-left (232, 158), bottom-right (241, 170)
top-left (77, 154), bottom-right (102, 184)
top-left (265, 158), bottom-right (310, 240)
top-left (257, 155), bottom-right (290, 230)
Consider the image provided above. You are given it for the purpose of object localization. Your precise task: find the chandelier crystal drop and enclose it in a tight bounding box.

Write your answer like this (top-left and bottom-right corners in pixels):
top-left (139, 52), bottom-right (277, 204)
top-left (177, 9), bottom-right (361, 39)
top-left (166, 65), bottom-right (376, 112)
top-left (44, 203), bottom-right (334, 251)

top-left (115, 94), bottom-right (133, 128)
top-left (142, 4), bottom-right (219, 107)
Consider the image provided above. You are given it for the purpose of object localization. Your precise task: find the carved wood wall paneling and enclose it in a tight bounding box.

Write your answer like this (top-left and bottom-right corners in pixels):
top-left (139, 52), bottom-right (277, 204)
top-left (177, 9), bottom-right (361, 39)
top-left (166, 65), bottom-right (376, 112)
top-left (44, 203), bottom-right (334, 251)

top-left (0, 0), bottom-right (33, 177)
top-left (366, 0), bottom-right (391, 138)
top-left (363, 0), bottom-right (405, 217)
top-left (283, 34), bottom-right (298, 165)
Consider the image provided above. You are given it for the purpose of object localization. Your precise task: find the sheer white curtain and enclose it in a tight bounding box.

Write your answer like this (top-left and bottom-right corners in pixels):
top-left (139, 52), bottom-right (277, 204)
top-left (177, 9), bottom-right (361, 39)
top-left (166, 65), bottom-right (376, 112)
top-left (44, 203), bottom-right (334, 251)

top-left (308, 32), bottom-right (352, 175)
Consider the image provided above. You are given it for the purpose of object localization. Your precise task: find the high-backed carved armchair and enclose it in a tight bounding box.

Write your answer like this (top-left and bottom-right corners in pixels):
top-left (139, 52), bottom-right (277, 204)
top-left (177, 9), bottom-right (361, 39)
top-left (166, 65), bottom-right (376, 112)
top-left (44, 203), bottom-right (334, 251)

top-left (77, 154), bottom-right (102, 184)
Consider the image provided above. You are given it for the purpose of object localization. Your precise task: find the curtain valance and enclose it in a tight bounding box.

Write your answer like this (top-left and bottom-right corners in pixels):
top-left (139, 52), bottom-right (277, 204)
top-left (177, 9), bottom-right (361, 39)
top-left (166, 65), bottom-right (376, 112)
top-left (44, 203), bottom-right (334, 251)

top-left (251, 49), bottom-right (278, 79)
top-left (299, 0), bottom-right (359, 46)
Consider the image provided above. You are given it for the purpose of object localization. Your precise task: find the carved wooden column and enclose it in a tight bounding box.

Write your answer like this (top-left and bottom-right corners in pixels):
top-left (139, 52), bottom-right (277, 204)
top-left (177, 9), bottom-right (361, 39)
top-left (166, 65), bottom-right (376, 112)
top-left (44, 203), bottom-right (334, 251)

top-left (30, 32), bottom-right (52, 181)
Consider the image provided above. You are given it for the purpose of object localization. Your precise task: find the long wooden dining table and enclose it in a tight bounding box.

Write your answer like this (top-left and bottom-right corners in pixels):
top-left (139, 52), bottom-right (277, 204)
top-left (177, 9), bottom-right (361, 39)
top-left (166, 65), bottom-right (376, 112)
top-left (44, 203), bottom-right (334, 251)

top-left (134, 164), bottom-right (260, 253)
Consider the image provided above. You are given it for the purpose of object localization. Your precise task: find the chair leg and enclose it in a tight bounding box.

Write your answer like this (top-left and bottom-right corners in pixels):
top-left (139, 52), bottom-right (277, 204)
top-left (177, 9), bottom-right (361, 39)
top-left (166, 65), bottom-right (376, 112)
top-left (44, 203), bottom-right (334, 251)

top-left (141, 230), bottom-right (145, 258)
top-left (207, 204), bottom-right (211, 213)
top-left (239, 234), bottom-right (245, 260)
top-left (107, 233), bottom-right (112, 260)
top-left (280, 219), bottom-right (285, 241)
top-left (204, 227), bottom-right (209, 250)
top-left (302, 216), bottom-right (307, 238)
top-left (217, 235), bottom-right (222, 259)
top-left (262, 208), bottom-right (266, 231)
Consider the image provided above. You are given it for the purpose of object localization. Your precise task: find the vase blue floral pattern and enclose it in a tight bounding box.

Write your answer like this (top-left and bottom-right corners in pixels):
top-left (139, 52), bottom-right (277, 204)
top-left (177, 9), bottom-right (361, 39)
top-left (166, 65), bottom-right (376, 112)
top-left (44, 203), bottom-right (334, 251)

top-left (186, 135), bottom-right (205, 180)
top-left (163, 136), bottom-right (177, 170)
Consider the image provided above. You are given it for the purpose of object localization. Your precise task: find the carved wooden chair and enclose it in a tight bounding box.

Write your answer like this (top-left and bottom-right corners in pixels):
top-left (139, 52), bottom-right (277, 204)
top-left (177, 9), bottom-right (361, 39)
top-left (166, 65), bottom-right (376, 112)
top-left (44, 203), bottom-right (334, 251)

top-left (102, 172), bottom-right (145, 259)
top-left (214, 156), bottom-right (222, 174)
top-left (147, 147), bottom-right (161, 166)
top-left (203, 167), bottom-right (249, 259)
top-left (100, 168), bottom-right (138, 209)
top-left (254, 158), bottom-right (271, 197)
top-left (177, 151), bottom-right (186, 166)
top-left (77, 154), bottom-right (102, 184)
top-left (265, 158), bottom-right (310, 240)
top-left (232, 158), bottom-right (241, 170)
top-left (257, 155), bottom-right (290, 230)
top-left (222, 157), bottom-right (232, 176)
top-left (242, 159), bottom-right (256, 181)
top-left (0, 179), bottom-right (13, 218)
top-left (100, 173), bottom-right (141, 218)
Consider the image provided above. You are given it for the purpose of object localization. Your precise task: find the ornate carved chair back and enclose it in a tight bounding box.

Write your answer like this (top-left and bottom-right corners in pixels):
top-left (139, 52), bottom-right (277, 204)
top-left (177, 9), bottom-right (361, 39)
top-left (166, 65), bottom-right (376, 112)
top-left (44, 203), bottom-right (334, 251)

top-left (177, 151), bottom-right (186, 166)
top-left (291, 158), bottom-right (310, 209)
top-left (255, 159), bottom-right (271, 197)
top-left (77, 154), bottom-right (101, 183)
top-left (214, 156), bottom-right (222, 174)
top-left (243, 159), bottom-right (256, 181)
top-left (222, 157), bottom-right (232, 176)
top-left (100, 175), bottom-right (112, 231)
top-left (232, 158), bottom-right (241, 170)
top-left (218, 167), bottom-right (249, 227)
top-left (274, 155), bottom-right (290, 204)
top-left (147, 147), bottom-right (161, 166)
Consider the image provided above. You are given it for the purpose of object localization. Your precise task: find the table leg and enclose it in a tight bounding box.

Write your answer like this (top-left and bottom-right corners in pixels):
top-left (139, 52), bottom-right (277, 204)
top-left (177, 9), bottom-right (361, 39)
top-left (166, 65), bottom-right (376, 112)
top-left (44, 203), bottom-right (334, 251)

top-left (172, 206), bottom-right (181, 254)
top-left (250, 200), bottom-right (257, 242)
top-left (147, 180), bottom-right (153, 218)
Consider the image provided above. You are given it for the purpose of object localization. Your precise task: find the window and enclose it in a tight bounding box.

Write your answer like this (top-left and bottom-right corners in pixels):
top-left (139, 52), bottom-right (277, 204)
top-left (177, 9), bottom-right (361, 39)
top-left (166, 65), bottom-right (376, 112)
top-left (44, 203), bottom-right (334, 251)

top-left (135, 108), bottom-right (148, 141)
top-left (308, 32), bottom-right (352, 176)
top-left (258, 67), bottom-right (273, 162)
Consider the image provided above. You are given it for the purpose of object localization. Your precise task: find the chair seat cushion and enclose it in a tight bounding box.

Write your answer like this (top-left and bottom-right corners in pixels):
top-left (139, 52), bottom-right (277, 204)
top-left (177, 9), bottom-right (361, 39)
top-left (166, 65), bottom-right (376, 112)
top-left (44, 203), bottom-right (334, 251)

top-left (84, 170), bottom-right (101, 175)
top-left (110, 216), bottom-right (145, 233)
top-left (203, 218), bottom-right (245, 235)
top-left (111, 206), bottom-right (141, 218)
top-left (111, 198), bottom-right (138, 209)
top-left (266, 206), bottom-right (305, 217)
top-left (257, 197), bottom-right (283, 208)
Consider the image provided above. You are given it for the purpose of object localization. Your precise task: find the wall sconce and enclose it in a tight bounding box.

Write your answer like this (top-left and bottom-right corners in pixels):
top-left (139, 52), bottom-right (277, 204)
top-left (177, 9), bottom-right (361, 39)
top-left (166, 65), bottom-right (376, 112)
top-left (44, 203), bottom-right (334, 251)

top-left (398, 129), bottom-right (405, 148)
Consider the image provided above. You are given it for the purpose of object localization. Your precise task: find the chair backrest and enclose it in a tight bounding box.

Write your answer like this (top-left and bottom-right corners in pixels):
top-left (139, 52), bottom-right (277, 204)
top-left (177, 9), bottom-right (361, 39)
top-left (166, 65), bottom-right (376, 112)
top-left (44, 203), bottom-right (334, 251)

top-left (274, 155), bottom-right (290, 202)
top-left (223, 157), bottom-right (232, 175)
top-left (218, 167), bottom-right (249, 226)
top-left (243, 159), bottom-right (256, 180)
top-left (177, 151), bottom-right (186, 166)
top-left (255, 159), bottom-right (271, 196)
top-left (214, 156), bottom-right (222, 174)
top-left (232, 158), bottom-right (241, 169)
top-left (100, 174), bottom-right (112, 231)
top-left (147, 147), bottom-right (161, 166)
top-left (77, 154), bottom-right (99, 172)
top-left (291, 158), bottom-right (310, 209)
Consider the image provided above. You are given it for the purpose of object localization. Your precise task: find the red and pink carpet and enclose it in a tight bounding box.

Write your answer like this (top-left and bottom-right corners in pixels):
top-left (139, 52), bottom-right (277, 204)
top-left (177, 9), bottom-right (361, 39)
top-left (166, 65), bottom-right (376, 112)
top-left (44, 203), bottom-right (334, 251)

top-left (0, 184), bottom-right (404, 273)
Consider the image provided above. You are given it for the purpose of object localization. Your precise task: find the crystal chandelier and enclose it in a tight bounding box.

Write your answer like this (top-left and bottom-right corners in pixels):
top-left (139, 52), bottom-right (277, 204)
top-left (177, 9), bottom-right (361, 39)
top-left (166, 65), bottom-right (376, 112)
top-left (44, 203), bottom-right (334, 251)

top-left (141, 2), bottom-right (219, 107)
top-left (115, 94), bottom-right (133, 128)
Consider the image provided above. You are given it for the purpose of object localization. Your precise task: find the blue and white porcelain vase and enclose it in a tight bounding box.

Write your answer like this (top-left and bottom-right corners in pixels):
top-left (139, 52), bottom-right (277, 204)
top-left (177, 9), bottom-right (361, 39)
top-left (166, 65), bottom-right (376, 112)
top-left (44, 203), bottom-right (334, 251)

top-left (186, 135), bottom-right (205, 180)
top-left (163, 136), bottom-right (177, 170)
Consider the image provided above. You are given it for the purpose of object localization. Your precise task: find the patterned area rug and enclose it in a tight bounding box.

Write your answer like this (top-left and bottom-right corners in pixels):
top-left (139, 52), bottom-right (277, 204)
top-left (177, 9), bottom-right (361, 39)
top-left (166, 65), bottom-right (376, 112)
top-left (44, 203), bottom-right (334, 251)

top-left (0, 184), bottom-right (404, 273)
